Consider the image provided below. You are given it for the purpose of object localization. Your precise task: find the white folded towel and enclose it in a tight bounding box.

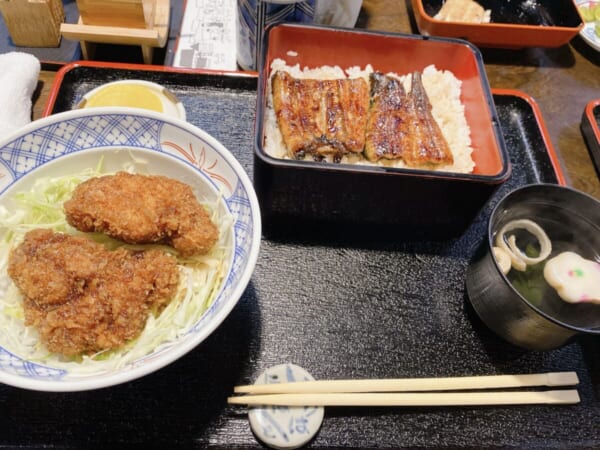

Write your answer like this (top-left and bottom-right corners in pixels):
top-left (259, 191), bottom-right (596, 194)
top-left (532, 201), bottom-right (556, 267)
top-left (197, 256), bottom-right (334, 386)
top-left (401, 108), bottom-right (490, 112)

top-left (0, 52), bottom-right (41, 140)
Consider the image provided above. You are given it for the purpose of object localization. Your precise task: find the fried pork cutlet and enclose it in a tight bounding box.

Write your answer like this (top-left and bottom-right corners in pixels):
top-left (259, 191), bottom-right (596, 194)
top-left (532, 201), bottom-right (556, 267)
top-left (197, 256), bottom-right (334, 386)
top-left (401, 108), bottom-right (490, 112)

top-left (365, 72), bottom-right (453, 167)
top-left (271, 70), bottom-right (369, 161)
top-left (7, 229), bottom-right (179, 356)
top-left (64, 172), bottom-right (218, 257)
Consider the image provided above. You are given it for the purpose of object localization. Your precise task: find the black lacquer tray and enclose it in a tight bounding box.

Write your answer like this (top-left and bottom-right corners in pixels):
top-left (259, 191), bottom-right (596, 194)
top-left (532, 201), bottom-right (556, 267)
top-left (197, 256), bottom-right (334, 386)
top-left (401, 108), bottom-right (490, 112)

top-left (5, 63), bottom-right (597, 449)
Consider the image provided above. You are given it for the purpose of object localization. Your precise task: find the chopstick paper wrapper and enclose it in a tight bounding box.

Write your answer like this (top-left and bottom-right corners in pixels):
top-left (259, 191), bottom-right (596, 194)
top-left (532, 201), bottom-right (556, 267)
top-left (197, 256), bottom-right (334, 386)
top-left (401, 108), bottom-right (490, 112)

top-left (228, 371), bottom-right (580, 407)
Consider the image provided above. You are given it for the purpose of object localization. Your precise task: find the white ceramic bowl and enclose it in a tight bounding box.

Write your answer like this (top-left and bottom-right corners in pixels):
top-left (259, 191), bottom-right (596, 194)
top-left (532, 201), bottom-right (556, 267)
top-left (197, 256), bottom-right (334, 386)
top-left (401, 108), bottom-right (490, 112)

top-left (0, 108), bottom-right (261, 391)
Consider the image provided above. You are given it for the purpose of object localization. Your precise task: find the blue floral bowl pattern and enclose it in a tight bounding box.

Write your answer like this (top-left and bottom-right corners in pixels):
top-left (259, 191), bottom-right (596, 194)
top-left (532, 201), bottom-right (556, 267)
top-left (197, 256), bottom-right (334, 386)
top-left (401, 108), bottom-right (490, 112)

top-left (0, 108), bottom-right (261, 391)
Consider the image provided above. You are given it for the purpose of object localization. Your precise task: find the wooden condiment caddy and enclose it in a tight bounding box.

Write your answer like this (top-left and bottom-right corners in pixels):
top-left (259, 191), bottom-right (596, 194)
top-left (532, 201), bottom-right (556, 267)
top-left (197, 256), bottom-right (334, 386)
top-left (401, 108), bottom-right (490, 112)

top-left (60, 0), bottom-right (170, 63)
top-left (0, 0), bottom-right (65, 47)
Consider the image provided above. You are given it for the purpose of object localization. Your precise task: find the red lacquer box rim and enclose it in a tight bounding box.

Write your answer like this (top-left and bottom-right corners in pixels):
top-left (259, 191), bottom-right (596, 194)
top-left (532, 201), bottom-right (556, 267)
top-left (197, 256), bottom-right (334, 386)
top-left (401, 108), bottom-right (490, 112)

top-left (255, 23), bottom-right (511, 184)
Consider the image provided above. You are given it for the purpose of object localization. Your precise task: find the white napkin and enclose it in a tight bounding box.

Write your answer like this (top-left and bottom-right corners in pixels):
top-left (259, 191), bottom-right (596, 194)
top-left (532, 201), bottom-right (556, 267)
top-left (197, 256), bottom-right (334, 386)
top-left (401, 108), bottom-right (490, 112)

top-left (0, 52), bottom-right (41, 140)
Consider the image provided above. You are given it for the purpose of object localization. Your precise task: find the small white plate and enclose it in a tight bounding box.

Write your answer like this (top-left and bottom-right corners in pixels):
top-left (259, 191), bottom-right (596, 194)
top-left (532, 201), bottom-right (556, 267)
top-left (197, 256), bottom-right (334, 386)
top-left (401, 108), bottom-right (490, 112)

top-left (576, 0), bottom-right (600, 51)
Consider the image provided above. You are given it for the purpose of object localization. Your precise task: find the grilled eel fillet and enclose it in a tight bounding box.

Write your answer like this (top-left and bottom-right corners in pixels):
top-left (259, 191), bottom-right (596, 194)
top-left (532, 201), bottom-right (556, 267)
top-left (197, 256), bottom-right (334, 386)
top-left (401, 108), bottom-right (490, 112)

top-left (272, 70), bottom-right (453, 167)
top-left (271, 70), bottom-right (369, 161)
top-left (365, 71), bottom-right (453, 167)
top-left (364, 72), bottom-right (411, 162)
top-left (404, 71), bottom-right (454, 166)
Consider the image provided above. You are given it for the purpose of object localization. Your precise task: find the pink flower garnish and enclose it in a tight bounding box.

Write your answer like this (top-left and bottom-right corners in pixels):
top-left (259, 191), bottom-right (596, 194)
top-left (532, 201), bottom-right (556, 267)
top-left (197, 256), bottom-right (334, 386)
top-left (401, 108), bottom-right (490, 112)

top-left (568, 268), bottom-right (584, 277)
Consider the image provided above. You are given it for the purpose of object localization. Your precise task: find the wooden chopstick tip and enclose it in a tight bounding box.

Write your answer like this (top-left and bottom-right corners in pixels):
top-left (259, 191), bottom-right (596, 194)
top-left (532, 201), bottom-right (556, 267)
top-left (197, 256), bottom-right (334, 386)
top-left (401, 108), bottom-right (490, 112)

top-left (234, 385), bottom-right (252, 393)
top-left (548, 389), bottom-right (580, 404)
top-left (547, 371), bottom-right (579, 386)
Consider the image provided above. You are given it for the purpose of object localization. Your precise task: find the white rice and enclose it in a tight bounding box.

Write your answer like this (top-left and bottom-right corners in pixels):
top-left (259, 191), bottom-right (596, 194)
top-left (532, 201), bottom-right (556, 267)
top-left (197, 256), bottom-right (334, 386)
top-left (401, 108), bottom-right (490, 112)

top-left (264, 58), bottom-right (475, 174)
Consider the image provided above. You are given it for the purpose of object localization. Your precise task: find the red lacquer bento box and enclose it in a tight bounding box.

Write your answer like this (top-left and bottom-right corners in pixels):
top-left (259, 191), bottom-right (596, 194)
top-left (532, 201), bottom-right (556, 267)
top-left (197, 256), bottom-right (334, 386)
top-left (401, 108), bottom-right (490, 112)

top-left (253, 23), bottom-right (511, 239)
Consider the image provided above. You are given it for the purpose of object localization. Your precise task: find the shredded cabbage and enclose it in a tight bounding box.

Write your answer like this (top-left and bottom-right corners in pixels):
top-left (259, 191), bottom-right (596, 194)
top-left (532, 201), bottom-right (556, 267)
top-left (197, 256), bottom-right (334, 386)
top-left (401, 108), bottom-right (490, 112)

top-left (0, 162), bottom-right (233, 374)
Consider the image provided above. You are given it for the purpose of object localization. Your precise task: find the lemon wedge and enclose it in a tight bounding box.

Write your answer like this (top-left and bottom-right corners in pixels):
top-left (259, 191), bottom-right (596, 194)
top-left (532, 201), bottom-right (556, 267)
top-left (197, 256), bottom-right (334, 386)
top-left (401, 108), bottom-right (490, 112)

top-left (78, 80), bottom-right (186, 120)
top-left (84, 83), bottom-right (165, 112)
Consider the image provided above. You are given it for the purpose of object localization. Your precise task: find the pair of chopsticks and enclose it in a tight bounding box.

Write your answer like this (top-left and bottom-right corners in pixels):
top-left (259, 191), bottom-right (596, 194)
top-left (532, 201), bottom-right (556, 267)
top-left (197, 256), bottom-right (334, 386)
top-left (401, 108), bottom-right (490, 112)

top-left (227, 372), bottom-right (580, 407)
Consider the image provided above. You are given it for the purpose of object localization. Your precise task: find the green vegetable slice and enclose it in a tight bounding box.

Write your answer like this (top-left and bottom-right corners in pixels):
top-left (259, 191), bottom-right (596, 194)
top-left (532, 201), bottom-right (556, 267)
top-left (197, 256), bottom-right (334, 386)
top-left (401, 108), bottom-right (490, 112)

top-left (580, 6), bottom-right (594, 22)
